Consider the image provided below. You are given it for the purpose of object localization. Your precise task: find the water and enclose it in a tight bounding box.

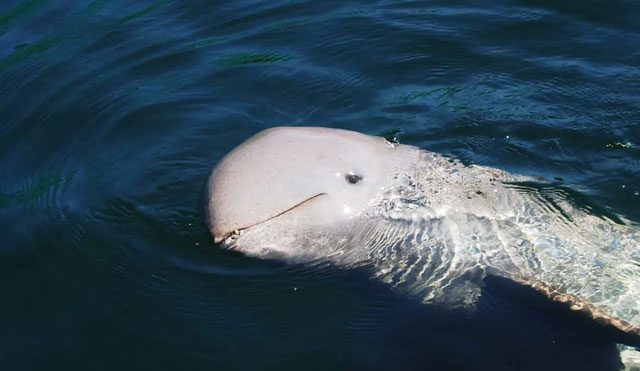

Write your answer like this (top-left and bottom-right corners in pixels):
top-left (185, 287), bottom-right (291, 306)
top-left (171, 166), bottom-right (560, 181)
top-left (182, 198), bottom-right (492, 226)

top-left (1, 0), bottom-right (639, 370)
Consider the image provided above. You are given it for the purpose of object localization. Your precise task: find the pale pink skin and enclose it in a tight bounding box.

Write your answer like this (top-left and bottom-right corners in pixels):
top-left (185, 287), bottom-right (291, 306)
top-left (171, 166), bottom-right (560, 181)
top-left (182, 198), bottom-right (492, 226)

top-left (205, 126), bottom-right (640, 367)
top-left (206, 126), bottom-right (410, 243)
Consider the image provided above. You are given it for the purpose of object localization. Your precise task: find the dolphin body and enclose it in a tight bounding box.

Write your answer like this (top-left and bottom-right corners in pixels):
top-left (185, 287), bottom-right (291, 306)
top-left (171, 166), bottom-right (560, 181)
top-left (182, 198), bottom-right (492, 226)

top-left (206, 127), bottom-right (640, 368)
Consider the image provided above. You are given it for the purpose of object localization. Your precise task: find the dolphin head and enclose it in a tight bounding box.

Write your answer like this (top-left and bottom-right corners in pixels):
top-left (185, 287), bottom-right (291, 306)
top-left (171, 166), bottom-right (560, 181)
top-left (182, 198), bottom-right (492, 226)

top-left (206, 127), bottom-right (407, 254)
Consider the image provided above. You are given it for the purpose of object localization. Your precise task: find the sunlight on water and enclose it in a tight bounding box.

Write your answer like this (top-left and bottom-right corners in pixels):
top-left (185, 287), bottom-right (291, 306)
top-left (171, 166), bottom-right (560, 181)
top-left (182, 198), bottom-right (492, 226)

top-left (1, 0), bottom-right (639, 369)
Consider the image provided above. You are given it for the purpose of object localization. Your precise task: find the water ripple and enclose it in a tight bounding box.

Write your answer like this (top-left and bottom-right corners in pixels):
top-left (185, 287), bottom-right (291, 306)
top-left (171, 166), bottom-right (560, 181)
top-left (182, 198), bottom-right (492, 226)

top-left (1, 0), bottom-right (639, 368)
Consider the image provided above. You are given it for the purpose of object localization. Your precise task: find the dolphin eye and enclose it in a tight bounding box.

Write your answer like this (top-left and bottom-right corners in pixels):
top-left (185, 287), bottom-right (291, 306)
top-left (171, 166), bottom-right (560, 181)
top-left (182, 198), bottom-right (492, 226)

top-left (345, 173), bottom-right (363, 185)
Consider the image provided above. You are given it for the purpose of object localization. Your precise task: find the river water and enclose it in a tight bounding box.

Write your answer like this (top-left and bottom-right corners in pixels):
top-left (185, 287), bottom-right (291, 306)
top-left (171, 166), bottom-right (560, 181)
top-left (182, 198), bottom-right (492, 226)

top-left (1, 1), bottom-right (639, 370)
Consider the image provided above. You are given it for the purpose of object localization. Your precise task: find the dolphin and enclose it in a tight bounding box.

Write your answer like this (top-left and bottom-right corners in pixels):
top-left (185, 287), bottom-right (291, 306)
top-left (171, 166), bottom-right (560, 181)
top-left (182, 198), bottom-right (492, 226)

top-left (205, 126), bottom-right (640, 368)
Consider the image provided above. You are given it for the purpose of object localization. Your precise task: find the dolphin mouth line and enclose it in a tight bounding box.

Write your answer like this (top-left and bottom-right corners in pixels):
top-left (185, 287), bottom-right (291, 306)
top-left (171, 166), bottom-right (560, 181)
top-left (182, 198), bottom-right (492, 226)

top-left (215, 193), bottom-right (326, 244)
top-left (262, 192), bottom-right (327, 224)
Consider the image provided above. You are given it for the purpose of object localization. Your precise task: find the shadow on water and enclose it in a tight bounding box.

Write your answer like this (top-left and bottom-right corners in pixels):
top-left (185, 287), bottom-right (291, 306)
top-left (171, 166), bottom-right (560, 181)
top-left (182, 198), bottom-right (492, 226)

top-left (348, 271), bottom-right (624, 371)
top-left (0, 248), bottom-right (625, 371)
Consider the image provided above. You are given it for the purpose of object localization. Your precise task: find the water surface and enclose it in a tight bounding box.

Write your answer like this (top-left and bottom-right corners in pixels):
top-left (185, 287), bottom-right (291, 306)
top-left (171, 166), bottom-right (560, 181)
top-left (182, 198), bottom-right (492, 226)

top-left (1, 0), bottom-right (639, 370)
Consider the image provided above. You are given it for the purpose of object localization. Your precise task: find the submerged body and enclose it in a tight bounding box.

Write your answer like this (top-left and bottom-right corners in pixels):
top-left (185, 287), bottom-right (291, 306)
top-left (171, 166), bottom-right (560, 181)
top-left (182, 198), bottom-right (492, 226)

top-left (206, 127), bottom-right (640, 366)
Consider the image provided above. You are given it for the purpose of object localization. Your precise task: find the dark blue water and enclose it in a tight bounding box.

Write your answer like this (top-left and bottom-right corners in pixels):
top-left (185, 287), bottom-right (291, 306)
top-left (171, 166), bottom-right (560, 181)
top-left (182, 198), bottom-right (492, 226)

top-left (1, 1), bottom-right (640, 370)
